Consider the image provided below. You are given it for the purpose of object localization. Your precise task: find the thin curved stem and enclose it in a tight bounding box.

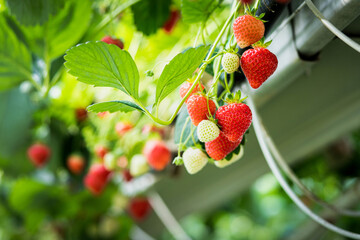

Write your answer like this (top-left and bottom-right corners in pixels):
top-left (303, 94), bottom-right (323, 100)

top-left (305, 0), bottom-right (360, 53)
top-left (258, 112), bottom-right (360, 217)
top-left (245, 86), bottom-right (360, 239)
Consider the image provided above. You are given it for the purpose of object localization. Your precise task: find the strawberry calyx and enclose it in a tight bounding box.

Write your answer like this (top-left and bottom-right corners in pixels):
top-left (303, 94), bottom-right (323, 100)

top-left (223, 90), bottom-right (248, 104)
top-left (244, 5), bottom-right (267, 22)
top-left (251, 37), bottom-right (272, 48)
top-left (173, 156), bottom-right (184, 165)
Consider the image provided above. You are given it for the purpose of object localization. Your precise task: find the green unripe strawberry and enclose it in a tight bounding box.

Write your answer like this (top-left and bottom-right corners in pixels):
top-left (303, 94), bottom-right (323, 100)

top-left (130, 154), bottom-right (149, 177)
top-left (197, 120), bottom-right (220, 143)
top-left (214, 145), bottom-right (244, 168)
top-left (104, 153), bottom-right (117, 171)
top-left (221, 52), bottom-right (240, 73)
top-left (182, 148), bottom-right (208, 174)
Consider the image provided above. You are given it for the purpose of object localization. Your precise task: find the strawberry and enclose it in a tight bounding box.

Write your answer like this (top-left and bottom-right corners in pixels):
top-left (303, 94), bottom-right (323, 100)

top-left (197, 120), bottom-right (220, 142)
top-left (122, 169), bottom-right (133, 182)
top-left (130, 154), bottom-right (150, 177)
top-left (84, 163), bottom-right (111, 195)
top-left (233, 15), bottom-right (265, 48)
top-left (240, 0), bottom-right (254, 3)
top-left (117, 156), bottom-right (128, 168)
top-left (97, 111), bottom-right (109, 119)
top-left (104, 153), bottom-right (117, 171)
top-left (179, 81), bottom-right (204, 102)
top-left (27, 143), bottom-right (51, 167)
top-left (182, 148), bottom-right (208, 174)
top-left (67, 154), bottom-right (85, 175)
top-left (221, 52), bottom-right (240, 74)
top-left (143, 140), bottom-right (171, 171)
top-left (205, 132), bottom-right (242, 160)
top-left (216, 102), bottom-right (252, 142)
top-left (142, 124), bottom-right (165, 137)
top-left (214, 145), bottom-right (244, 168)
top-left (95, 145), bottom-right (108, 161)
top-left (186, 94), bottom-right (216, 126)
top-left (240, 47), bottom-right (278, 89)
top-left (115, 122), bottom-right (133, 136)
top-left (101, 36), bottom-right (124, 49)
top-left (162, 9), bottom-right (180, 34)
top-left (128, 197), bottom-right (151, 221)
top-left (75, 108), bottom-right (87, 122)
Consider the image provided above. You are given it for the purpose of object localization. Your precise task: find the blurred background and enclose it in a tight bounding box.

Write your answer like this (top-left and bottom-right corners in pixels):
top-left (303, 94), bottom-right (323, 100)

top-left (0, 0), bottom-right (360, 239)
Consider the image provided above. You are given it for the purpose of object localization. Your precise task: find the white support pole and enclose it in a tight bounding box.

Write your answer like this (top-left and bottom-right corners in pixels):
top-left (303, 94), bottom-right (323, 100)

top-left (148, 191), bottom-right (192, 240)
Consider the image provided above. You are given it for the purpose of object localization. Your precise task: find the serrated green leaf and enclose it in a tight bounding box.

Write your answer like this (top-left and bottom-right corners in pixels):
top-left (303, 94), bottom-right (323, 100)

top-left (181, 0), bottom-right (219, 23)
top-left (131, 0), bottom-right (170, 35)
top-left (174, 107), bottom-right (199, 147)
top-left (0, 15), bottom-right (32, 90)
top-left (6, 0), bottom-right (65, 26)
top-left (155, 45), bottom-right (210, 103)
top-left (64, 41), bottom-right (139, 99)
top-left (87, 101), bottom-right (143, 113)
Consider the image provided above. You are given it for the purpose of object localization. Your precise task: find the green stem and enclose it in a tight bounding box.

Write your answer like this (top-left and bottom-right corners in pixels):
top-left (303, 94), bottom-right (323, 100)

top-left (178, 117), bottom-right (190, 156)
top-left (224, 72), bottom-right (230, 93)
top-left (133, 1), bottom-right (241, 126)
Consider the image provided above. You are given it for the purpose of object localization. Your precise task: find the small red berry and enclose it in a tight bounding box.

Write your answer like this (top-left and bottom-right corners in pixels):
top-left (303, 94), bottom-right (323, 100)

top-left (179, 82), bottom-right (204, 103)
top-left (240, 47), bottom-right (278, 89)
top-left (67, 154), bottom-right (85, 175)
top-left (101, 36), bottom-right (124, 49)
top-left (143, 140), bottom-right (171, 171)
top-left (115, 122), bottom-right (133, 136)
top-left (27, 143), bottom-right (51, 167)
top-left (128, 197), bottom-right (151, 221)
top-left (205, 132), bottom-right (242, 160)
top-left (75, 108), bottom-right (87, 122)
top-left (186, 94), bottom-right (216, 126)
top-left (233, 15), bottom-right (265, 48)
top-left (84, 163), bottom-right (111, 195)
top-left (162, 10), bottom-right (180, 34)
top-left (95, 145), bottom-right (108, 160)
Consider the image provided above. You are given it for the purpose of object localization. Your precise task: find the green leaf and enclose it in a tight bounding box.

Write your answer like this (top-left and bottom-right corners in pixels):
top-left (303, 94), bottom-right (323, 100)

top-left (174, 107), bottom-right (199, 147)
top-left (46, 0), bottom-right (92, 59)
top-left (5, 0), bottom-right (65, 26)
top-left (64, 41), bottom-right (140, 99)
top-left (87, 101), bottom-right (144, 113)
top-left (0, 15), bottom-right (32, 90)
top-left (181, 0), bottom-right (219, 23)
top-left (155, 45), bottom-right (210, 104)
top-left (131, 0), bottom-right (170, 35)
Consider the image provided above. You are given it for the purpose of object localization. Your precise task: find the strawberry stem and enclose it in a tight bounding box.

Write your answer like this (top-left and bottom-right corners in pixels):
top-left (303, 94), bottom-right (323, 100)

top-left (178, 117), bottom-right (190, 156)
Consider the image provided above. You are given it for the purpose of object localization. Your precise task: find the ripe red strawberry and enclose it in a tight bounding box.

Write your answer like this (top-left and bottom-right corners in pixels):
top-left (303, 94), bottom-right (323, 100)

top-left (241, 47), bottom-right (278, 89)
top-left (216, 102), bottom-right (252, 142)
top-left (142, 124), bottom-right (165, 137)
top-left (240, 0), bottom-right (254, 3)
top-left (233, 15), bottom-right (265, 48)
top-left (143, 140), bottom-right (171, 171)
top-left (101, 36), bottom-right (124, 49)
top-left (205, 132), bottom-right (242, 160)
top-left (187, 94), bottom-right (216, 126)
top-left (67, 154), bottom-right (85, 175)
top-left (75, 108), bottom-right (87, 122)
top-left (95, 145), bottom-right (108, 160)
top-left (115, 122), bottom-right (133, 136)
top-left (179, 81), bottom-right (204, 102)
top-left (84, 163), bottom-right (111, 195)
top-left (128, 197), bottom-right (151, 221)
top-left (27, 143), bottom-right (51, 167)
top-left (122, 169), bottom-right (133, 182)
top-left (162, 9), bottom-right (180, 34)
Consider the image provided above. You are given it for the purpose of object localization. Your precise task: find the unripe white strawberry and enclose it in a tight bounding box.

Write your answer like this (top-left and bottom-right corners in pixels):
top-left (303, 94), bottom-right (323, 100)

top-left (221, 52), bottom-right (240, 73)
top-left (130, 154), bottom-right (150, 177)
top-left (104, 153), bottom-right (117, 171)
top-left (197, 120), bottom-right (220, 142)
top-left (214, 145), bottom-right (244, 168)
top-left (182, 148), bottom-right (208, 174)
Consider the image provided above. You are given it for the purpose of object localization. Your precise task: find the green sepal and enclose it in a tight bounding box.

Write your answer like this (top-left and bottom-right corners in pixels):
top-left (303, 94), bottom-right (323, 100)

top-left (173, 156), bottom-right (184, 165)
